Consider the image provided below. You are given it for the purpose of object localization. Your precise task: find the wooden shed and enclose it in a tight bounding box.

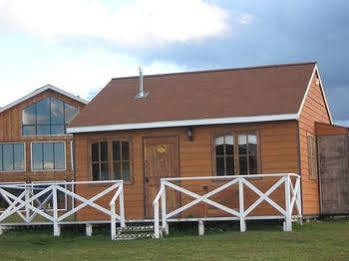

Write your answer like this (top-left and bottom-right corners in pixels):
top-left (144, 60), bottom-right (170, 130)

top-left (67, 62), bottom-right (333, 222)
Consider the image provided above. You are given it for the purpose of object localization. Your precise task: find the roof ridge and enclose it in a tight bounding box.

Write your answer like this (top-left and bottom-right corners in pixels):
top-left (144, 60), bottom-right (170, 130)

top-left (111, 61), bottom-right (317, 81)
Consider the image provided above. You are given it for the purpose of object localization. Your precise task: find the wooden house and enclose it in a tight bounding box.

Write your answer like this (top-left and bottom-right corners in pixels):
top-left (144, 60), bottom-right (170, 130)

top-left (0, 85), bottom-right (87, 209)
top-left (67, 62), bottom-right (334, 221)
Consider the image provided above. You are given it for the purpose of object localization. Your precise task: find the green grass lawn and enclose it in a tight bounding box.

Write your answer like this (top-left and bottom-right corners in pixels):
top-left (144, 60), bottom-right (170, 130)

top-left (0, 219), bottom-right (348, 261)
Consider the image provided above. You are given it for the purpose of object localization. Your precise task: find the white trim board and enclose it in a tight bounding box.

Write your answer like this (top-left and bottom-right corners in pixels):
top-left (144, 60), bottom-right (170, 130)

top-left (0, 84), bottom-right (88, 113)
top-left (297, 65), bottom-right (333, 124)
top-left (67, 114), bottom-right (298, 133)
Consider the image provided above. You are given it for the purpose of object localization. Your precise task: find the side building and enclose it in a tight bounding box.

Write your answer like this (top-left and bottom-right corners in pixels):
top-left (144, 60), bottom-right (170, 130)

top-left (0, 85), bottom-right (87, 184)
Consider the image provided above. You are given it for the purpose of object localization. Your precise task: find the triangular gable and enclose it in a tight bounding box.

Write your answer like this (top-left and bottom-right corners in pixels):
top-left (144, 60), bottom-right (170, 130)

top-left (297, 65), bottom-right (333, 124)
top-left (0, 84), bottom-right (88, 113)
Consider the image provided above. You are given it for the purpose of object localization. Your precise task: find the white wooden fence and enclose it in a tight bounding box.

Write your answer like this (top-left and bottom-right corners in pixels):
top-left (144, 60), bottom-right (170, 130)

top-left (0, 180), bottom-right (125, 240)
top-left (153, 173), bottom-right (302, 238)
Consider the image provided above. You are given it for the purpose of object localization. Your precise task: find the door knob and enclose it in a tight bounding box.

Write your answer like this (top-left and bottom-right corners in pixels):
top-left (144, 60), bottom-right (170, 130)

top-left (145, 177), bottom-right (149, 183)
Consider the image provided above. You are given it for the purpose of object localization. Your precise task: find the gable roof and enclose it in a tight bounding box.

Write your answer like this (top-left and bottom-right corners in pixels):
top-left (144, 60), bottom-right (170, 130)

top-left (0, 84), bottom-right (88, 113)
top-left (68, 62), bottom-right (332, 133)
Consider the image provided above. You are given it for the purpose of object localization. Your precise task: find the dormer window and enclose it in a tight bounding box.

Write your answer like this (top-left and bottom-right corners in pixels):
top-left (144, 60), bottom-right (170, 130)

top-left (22, 97), bottom-right (79, 136)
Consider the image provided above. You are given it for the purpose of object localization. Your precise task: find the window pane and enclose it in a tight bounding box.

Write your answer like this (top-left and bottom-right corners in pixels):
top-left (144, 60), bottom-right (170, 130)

top-left (100, 142), bottom-right (108, 162)
top-left (248, 134), bottom-right (257, 155)
top-left (91, 143), bottom-right (99, 162)
top-left (122, 142), bottom-right (129, 160)
top-left (54, 143), bottom-right (65, 170)
top-left (22, 104), bottom-right (36, 125)
top-left (226, 156), bottom-right (234, 175)
top-left (113, 141), bottom-right (120, 161)
top-left (123, 161), bottom-right (130, 181)
top-left (215, 136), bottom-right (224, 156)
top-left (101, 163), bottom-right (108, 180)
top-left (32, 143), bottom-right (43, 170)
top-left (3, 144), bottom-right (13, 171)
top-left (113, 162), bottom-right (121, 180)
top-left (225, 135), bottom-right (234, 155)
top-left (0, 145), bottom-right (2, 171)
top-left (23, 126), bottom-right (36, 136)
top-left (65, 103), bottom-right (79, 123)
top-left (238, 135), bottom-right (247, 155)
top-left (239, 156), bottom-right (247, 174)
top-left (37, 125), bottom-right (50, 135)
top-left (51, 125), bottom-right (65, 135)
top-left (216, 157), bottom-right (225, 176)
top-left (92, 163), bottom-right (99, 181)
top-left (249, 155), bottom-right (257, 174)
top-left (14, 144), bottom-right (24, 170)
top-left (51, 98), bottom-right (64, 124)
top-left (36, 98), bottom-right (50, 124)
top-left (43, 143), bottom-right (54, 170)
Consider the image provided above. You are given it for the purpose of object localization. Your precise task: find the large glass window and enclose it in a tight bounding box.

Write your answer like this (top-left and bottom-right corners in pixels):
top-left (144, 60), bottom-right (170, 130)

top-left (91, 140), bottom-right (131, 181)
top-left (215, 132), bottom-right (258, 175)
top-left (22, 97), bottom-right (79, 136)
top-left (0, 143), bottom-right (25, 172)
top-left (32, 142), bottom-right (65, 171)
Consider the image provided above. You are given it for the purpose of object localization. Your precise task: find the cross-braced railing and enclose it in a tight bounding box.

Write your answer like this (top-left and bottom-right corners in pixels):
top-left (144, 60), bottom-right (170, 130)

top-left (153, 173), bottom-right (302, 238)
top-left (0, 180), bottom-right (125, 240)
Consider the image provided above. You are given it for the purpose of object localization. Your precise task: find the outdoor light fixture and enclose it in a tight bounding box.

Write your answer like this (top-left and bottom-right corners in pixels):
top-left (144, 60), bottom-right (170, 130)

top-left (186, 126), bottom-right (194, 141)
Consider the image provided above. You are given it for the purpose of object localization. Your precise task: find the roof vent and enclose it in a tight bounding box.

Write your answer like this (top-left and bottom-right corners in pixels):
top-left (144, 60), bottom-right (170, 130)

top-left (134, 67), bottom-right (149, 99)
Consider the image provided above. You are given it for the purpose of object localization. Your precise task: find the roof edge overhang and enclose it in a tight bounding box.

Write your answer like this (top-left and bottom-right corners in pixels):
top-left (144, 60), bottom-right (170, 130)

top-left (67, 113), bottom-right (298, 134)
top-left (0, 84), bottom-right (88, 113)
top-left (297, 64), bottom-right (333, 124)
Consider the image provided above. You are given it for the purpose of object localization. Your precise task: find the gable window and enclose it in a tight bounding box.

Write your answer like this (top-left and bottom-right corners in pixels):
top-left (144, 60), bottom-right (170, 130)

top-left (90, 139), bottom-right (131, 181)
top-left (0, 143), bottom-right (25, 172)
top-left (214, 132), bottom-right (258, 175)
top-left (307, 132), bottom-right (318, 179)
top-left (32, 142), bottom-right (66, 171)
top-left (22, 97), bottom-right (79, 136)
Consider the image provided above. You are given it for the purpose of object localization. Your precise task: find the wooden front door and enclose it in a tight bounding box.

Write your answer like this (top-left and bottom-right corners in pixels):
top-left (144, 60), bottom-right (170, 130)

top-left (143, 136), bottom-right (180, 218)
top-left (318, 134), bottom-right (349, 215)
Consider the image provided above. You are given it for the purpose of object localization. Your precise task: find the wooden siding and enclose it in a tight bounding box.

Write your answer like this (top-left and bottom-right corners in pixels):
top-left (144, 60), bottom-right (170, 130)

top-left (74, 120), bottom-right (299, 220)
top-left (0, 90), bottom-right (85, 182)
top-left (298, 73), bottom-right (332, 215)
top-left (316, 122), bottom-right (348, 136)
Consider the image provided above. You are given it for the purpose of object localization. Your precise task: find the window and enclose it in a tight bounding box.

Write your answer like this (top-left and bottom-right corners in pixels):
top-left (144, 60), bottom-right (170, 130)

top-left (22, 97), bottom-right (79, 136)
top-left (0, 143), bottom-right (25, 172)
top-left (32, 142), bottom-right (66, 171)
top-left (214, 132), bottom-right (258, 175)
top-left (307, 132), bottom-right (318, 179)
top-left (91, 140), bottom-right (131, 181)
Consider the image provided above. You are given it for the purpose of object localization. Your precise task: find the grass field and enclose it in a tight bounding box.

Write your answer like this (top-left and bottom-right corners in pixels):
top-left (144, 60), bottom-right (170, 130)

top-left (0, 219), bottom-right (348, 261)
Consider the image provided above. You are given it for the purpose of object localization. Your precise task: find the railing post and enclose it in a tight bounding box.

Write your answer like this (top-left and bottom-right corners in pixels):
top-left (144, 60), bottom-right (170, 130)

top-left (25, 185), bottom-right (30, 222)
top-left (284, 175), bottom-right (292, 232)
top-left (161, 183), bottom-right (168, 235)
top-left (110, 202), bottom-right (116, 240)
top-left (239, 177), bottom-right (246, 232)
top-left (119, 182), bottom-right (126, 228)
top-left (154, 201), bottom-right (160, 239)
top-left (52, 185), bottom-right (60, 237)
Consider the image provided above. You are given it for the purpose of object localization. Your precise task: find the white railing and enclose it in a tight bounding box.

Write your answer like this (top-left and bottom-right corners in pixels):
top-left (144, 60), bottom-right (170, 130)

top-left (0, 180), bottom-right (125, 240)
top-left (153, 173), bottom-right (302, 238)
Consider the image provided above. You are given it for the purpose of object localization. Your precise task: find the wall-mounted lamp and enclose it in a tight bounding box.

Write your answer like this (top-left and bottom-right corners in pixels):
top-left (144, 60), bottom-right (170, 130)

top-left (186, 126), bottom-right (194, 141)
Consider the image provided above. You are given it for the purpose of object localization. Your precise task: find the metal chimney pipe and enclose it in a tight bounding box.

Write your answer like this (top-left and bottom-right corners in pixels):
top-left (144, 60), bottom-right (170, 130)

top-left (139, 67), bottom-right (144, 96)
top-left (135, 66), bottom-right (149, 99)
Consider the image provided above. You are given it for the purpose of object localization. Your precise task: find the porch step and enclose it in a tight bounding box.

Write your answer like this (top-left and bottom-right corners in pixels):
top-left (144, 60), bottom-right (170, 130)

top-left (117, 225), bottom-right (154, 233)
top-left (115, 225), bottom-right (156, 240)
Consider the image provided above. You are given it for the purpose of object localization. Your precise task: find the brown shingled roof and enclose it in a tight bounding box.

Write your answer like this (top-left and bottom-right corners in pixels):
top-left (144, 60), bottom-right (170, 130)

top-left (69, 62), bottom-right (317, 130)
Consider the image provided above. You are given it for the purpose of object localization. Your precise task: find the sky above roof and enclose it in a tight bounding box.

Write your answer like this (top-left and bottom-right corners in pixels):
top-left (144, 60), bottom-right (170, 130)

top-left (0, 0), bottom-right (348, 125)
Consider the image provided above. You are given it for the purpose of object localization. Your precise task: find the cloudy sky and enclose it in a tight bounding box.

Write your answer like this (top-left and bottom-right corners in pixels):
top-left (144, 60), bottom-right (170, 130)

top-left (0, 0), bottom-right (348, 125)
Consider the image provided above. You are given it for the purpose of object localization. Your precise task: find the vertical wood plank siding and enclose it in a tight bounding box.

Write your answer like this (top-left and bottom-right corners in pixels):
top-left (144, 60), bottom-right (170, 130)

top-left (0, 90), bottom-right (85, 182)
top-left (298, 73), bottom-right (331, 215)
top-left (74, 120), bottom-right (299, 220)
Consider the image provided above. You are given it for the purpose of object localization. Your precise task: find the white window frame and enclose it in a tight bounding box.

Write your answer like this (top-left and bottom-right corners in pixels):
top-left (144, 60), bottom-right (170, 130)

top-left (0, 142), bottom-right (26, 173)
top-left (30, 141), bottom-right (67, 172)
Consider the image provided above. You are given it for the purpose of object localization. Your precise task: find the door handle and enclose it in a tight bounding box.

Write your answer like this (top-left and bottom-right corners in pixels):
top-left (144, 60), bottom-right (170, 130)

top-left (145, 177), bottom-right (149, 183)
